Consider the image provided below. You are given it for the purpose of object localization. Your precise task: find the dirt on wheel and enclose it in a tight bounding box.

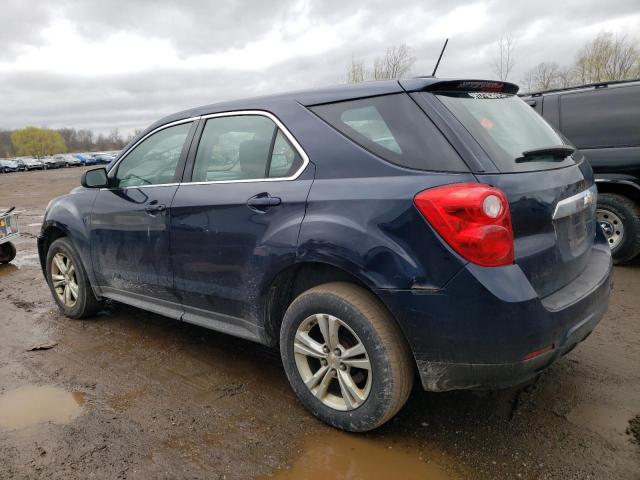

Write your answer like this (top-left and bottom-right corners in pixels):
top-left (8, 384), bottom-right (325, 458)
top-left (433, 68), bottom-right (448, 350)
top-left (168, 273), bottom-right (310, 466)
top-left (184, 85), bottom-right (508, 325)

top-left (0, 166), bottom-right (639, 479)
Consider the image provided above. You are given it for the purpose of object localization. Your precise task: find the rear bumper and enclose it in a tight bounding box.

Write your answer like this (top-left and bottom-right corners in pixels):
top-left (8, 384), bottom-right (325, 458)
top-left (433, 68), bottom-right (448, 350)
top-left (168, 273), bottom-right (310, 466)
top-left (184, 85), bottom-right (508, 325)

top-left (376, 240), bottom-right (613, 392)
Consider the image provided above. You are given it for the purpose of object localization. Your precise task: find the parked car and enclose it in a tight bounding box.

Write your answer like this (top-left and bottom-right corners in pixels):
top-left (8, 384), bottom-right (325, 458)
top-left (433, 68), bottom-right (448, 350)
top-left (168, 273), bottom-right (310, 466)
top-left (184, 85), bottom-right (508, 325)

top-left (39, 78), bottom-right (612, 432)
top-left (13, 158), bottom-right (27, 171)
top-left (67, 155), bottom-right (82, 167)
top-left (53, 154), bottom-right (81, 167)
top-left (521, 79), bottom-right (640, 263)
top-left (93, 153), bottom-right (116, 164)
top-left (23, 157), bottom-right (45, 170)
top-left (0, 159), bottom-right (19, 173)
top-left (74, 153), bottom-right (97, 166)
top-left (42, 156), bottom-right (65, 169)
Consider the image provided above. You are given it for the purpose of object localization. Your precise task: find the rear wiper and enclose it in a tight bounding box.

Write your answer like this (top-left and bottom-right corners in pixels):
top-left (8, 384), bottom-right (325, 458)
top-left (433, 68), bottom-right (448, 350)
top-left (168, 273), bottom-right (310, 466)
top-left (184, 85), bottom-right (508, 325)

top-left (515, 145), bottom-right (575, 163)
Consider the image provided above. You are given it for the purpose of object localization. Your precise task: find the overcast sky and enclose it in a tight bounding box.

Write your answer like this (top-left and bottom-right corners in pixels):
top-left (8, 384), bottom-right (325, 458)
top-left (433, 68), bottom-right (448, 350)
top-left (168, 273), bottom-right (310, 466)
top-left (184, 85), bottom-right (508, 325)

top-left (0, 0), bottom-right (638, 135)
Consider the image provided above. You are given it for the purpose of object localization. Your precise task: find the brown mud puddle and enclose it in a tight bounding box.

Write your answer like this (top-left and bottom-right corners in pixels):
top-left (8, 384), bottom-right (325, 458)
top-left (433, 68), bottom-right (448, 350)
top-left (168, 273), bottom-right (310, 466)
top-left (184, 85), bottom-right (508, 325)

top-left (0, 385), bottom-right (85, 430)
top-left (0, 263), bottom-right (18, 276)
top-left (259, 429), bottom-right (463, 480)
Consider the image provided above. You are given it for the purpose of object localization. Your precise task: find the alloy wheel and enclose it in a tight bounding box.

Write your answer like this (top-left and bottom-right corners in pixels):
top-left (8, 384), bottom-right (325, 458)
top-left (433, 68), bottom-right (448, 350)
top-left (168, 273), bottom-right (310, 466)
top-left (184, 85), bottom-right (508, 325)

top-left (50, 253), bottom-right (79, 307)
top-left (293, 313), bottom-right (372, 411)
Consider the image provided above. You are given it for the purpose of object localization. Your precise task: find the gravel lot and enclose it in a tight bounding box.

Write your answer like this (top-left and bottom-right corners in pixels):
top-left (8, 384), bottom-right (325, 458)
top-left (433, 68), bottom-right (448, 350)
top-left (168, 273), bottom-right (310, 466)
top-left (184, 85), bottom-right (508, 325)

top-left (0, 167), bottom-right (638, 479)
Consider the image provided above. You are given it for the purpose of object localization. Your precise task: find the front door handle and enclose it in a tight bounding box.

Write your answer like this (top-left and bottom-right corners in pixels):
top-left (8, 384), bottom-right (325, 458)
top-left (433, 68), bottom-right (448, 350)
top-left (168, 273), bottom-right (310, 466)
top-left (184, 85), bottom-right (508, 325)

top-left (247, 193), bottom-right (281, 212)
top-left (144, 203), bottom-right (166, 214)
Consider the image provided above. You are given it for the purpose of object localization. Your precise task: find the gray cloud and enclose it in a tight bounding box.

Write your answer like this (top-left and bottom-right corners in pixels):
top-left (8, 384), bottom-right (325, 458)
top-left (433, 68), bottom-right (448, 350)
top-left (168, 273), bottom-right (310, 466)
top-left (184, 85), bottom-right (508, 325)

top-left (0, 0), bottom-right (638, 135)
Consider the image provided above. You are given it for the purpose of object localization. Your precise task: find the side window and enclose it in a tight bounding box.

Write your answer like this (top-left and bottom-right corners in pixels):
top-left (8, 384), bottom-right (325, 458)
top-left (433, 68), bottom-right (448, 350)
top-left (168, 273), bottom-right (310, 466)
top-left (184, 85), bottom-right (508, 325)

top-left (269, 130), bottom-right (303, 178)
top-left (561, 86), bottom-right (640, 149)
top-left (312, 94), bottom-right (468, 172)
top-left (115, 123), bottom-right (191, 188)
top-left (192, 115), bottom-right (275, 182)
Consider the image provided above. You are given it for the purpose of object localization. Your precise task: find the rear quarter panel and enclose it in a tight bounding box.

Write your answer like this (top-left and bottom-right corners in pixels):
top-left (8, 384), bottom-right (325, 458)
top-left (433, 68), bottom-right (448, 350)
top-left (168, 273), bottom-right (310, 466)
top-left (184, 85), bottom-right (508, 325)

top-left (294, 98), bottom-right (476, 290)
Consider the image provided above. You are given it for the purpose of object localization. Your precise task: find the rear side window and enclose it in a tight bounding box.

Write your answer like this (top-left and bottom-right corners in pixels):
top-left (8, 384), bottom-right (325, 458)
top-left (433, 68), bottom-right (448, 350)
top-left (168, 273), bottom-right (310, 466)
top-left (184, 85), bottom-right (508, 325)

top-left (311, 94), bottom-right (468, 172)
top-left (433, 92), bottom-right (575, 172)
top-left (191, 115), bottom-right (303, 182)
top-left (560, 85), bottom-right (640, 149)
top-left (269, 130), bottom-right (303, 178)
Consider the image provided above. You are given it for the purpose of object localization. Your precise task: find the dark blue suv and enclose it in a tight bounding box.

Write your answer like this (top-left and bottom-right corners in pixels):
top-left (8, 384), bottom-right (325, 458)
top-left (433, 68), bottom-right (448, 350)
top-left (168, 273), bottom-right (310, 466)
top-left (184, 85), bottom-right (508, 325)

top-left (38, 78), bottom-right (612, 431)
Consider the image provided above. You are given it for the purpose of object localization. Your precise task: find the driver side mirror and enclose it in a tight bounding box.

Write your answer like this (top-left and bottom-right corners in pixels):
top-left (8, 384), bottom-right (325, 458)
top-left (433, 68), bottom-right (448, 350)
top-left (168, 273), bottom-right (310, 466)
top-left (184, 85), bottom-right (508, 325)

top-left (81, 167), bottom-right (109, 188)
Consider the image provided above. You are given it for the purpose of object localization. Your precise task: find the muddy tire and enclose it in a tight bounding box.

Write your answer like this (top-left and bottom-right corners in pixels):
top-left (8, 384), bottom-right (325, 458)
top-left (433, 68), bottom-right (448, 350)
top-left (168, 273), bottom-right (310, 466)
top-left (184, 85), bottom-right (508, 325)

top-left (46, 237), bottom-right (103, 318)
top-left (597, 193), bottom-right (640, 264)
top-left (0, 242), bottom-right (16, 263)
top-left (280, 282), bottom-right (414, 432)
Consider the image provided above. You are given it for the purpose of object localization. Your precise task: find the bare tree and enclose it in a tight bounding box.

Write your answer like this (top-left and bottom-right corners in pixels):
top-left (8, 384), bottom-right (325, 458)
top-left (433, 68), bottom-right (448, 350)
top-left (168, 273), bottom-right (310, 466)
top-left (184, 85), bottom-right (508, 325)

top-left (575, 32), bottom-right (639, 83)
top-left (556, 66), bottom-right (577, 88)
top-left (374, 44), bottom-right (416, 80)
top-left (520, 69), bottom-right (536, 94)
top-left (525, 62), bottom-right (561, 91)
top-left (492, 33), bottom-right (518, 80)
top-left (347, 44), bottom-right (416, 83)
top-left (346, 56), bottom-right (366, 84)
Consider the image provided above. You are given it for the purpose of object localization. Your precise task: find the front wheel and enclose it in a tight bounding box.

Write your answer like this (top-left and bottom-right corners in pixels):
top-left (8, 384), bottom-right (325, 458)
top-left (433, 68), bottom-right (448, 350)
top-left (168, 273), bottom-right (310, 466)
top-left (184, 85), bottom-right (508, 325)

top-left (597, 193), bottom-right (640, 264)
top-left (45, 237), bottom-right (103, 318)
top-left (280, 282), bottom-right (414, 432)
top-left (0, 242), bottom-right (16, 263)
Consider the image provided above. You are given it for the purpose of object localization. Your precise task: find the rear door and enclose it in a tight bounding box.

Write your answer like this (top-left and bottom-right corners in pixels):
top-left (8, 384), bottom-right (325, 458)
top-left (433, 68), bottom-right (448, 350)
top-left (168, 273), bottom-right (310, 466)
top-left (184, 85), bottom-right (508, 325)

top-left (170, 112), bottom-right (313, 340)
top-left (90, 121), bottom-right (195, 312)
top-left (418, 84), bottom-right (597, 298)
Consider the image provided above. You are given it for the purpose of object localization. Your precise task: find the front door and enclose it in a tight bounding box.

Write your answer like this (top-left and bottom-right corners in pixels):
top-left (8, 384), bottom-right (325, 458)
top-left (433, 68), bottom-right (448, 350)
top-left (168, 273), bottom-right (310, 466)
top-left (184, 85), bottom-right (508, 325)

top-left (170, 113), bottom-right (313, 340)
top-left (90, 121), bottom-right (195, 314)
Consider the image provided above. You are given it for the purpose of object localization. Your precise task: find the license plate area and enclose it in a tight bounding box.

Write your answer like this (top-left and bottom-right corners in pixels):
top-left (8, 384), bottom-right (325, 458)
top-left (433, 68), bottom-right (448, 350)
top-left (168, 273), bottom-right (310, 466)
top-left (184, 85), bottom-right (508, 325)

top-left (553, 186), bottom-right (597, 261)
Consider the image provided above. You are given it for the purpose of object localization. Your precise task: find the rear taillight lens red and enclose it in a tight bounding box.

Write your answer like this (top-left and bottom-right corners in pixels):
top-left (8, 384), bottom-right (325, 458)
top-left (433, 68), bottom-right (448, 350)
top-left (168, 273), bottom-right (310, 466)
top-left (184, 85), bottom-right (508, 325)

top-left (414, 183), bottom-right (514, 267)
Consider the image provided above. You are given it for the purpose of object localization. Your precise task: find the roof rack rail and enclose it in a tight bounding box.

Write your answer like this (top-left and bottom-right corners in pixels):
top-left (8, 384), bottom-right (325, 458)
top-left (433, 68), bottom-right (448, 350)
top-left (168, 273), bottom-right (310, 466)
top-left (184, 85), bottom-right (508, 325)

top-left (520, 78), bottom-right (640, 97)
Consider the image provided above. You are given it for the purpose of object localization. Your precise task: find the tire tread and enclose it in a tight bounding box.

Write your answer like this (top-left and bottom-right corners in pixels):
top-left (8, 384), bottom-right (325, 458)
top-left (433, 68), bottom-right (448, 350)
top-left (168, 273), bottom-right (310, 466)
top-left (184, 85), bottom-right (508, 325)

top-left (598, 193), bottom-right (640, 264)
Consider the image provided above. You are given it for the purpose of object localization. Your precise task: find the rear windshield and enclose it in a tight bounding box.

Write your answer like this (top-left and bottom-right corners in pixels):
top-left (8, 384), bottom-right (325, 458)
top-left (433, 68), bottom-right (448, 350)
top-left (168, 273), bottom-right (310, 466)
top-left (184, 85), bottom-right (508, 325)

top-left (432, 92), bottom-right (576, 172)
top-left (311, 94), bottom-right (468, 172)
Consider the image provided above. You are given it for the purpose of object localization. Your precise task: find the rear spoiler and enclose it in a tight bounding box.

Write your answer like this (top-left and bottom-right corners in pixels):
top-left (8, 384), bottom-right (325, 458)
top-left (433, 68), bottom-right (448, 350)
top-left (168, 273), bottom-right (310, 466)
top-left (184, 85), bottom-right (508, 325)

top-left (400, 78), bottom-right (519, 95)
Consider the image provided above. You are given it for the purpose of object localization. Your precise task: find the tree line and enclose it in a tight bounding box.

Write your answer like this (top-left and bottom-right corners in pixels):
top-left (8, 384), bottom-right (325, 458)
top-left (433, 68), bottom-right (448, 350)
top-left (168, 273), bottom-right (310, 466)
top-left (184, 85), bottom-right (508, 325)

top-left (493, 31), bottom-right (638, 92)
top-left (346, 31), bottom-right (639, 93)
top-left (0, 127), bottom-right (137, 159)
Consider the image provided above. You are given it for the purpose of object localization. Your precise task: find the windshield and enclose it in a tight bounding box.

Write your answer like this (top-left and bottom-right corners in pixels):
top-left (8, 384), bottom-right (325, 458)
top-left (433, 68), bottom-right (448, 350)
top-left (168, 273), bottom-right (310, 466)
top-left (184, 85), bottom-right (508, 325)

top-left (432, 92), bottom-right (576, 172)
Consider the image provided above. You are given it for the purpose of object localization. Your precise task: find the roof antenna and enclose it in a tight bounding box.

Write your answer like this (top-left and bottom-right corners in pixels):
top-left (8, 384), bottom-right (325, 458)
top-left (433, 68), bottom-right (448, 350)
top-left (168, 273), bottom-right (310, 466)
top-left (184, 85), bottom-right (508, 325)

top-left (431, 38), bottom-right (449, 77)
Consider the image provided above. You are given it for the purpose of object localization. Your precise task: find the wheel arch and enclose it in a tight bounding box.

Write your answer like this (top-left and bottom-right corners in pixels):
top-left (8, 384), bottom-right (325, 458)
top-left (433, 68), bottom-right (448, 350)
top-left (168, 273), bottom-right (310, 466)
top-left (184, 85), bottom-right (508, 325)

top-left (38, 223), bottom-right (70, 274)
top-left (596, 179), bottom-right (640, 205)
top-left (38, 219), bottom-right (100, 297)
top-left (260, 260), bottom-right (416, 364)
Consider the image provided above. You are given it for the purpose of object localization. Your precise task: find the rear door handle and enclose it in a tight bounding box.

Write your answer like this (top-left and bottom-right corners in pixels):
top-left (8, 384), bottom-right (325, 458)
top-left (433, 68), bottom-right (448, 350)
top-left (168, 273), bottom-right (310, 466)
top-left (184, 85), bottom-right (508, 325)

top-left (145, 203), bottom-right (166, 214)
top-left (247, 193), bottom-right (281, 211)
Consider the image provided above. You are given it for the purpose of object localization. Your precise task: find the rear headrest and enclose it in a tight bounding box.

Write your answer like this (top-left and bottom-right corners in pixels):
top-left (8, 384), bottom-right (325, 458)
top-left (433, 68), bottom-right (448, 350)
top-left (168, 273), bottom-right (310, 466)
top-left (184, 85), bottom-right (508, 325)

top-left (238, 139), bottom-right (270, 178)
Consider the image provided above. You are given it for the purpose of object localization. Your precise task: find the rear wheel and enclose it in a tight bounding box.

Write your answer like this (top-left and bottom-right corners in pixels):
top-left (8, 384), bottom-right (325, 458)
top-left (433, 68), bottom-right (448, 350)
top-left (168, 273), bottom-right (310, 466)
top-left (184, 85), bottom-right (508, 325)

top-left (280, 282), bottom-right (414, 432)
top-left (46, 238), bottom-right (103, 318)
top-left (597, 193), bottom-right (640, 264)
top-left (0, 242), bottom-right (16, 263)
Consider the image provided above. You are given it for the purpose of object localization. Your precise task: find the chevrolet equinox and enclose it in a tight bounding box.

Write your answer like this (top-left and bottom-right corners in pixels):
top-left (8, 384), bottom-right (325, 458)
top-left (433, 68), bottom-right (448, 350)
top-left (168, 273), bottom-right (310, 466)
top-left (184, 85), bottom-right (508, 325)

top-left (39, 78), bottom-right (613, 431)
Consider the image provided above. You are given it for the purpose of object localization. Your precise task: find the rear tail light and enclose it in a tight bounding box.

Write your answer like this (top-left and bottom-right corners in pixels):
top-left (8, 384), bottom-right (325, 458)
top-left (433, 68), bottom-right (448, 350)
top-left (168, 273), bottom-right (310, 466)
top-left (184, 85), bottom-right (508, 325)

top-left (414, 183), bottom-right (514, 267)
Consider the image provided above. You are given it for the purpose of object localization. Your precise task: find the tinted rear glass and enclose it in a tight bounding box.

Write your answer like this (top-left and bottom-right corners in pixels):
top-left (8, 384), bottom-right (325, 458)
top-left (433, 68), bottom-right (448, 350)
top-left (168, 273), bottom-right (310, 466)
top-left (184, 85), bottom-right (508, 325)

top-left (560, 85), bottom-right (640, 149)
top-left (311, 94), bottom-right (468, 172)
top-left (433, 92), bottom-right (576, 172)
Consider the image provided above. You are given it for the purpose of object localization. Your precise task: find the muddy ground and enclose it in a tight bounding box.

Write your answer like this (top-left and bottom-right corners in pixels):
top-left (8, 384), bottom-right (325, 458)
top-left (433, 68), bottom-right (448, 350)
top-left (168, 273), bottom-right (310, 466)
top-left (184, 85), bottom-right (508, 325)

top-left (0, 166), bottom-right (638, 479)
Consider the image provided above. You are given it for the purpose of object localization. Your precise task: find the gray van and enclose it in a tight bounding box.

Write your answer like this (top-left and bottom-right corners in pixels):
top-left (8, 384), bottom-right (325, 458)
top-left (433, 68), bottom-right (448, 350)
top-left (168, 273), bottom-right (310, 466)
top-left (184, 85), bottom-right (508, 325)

top-left (521, 80), bottom-right (640, 263)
